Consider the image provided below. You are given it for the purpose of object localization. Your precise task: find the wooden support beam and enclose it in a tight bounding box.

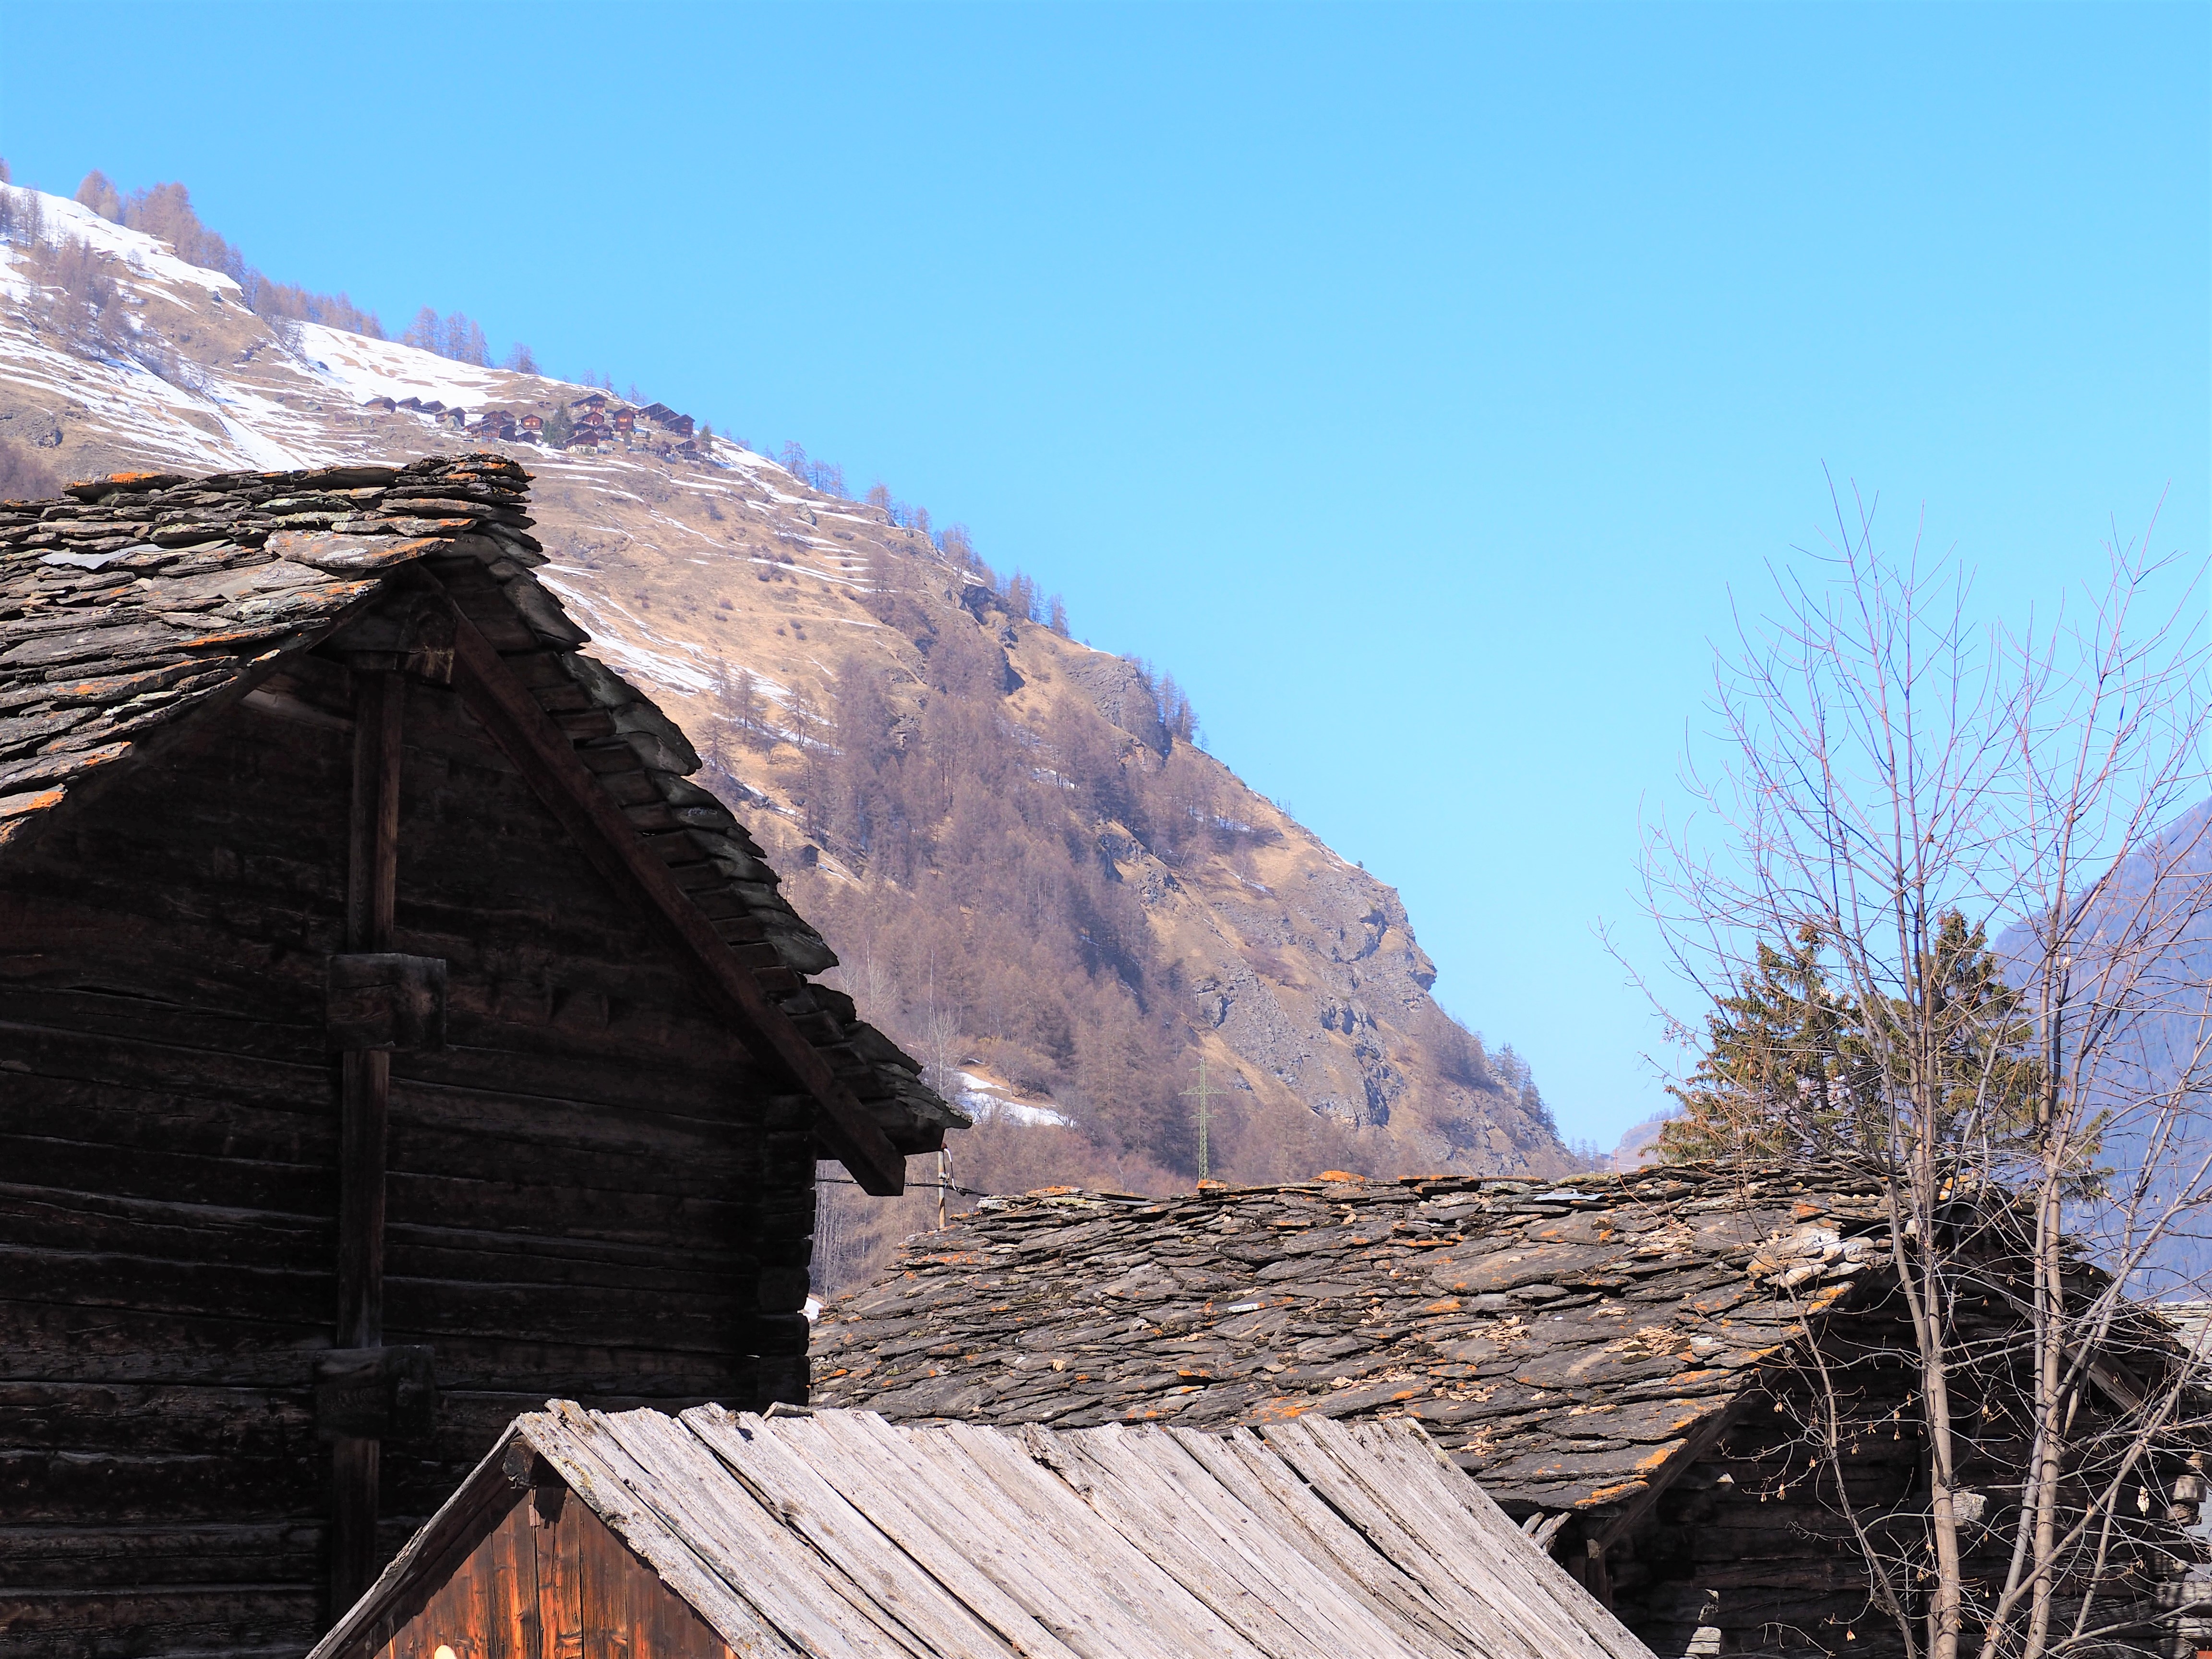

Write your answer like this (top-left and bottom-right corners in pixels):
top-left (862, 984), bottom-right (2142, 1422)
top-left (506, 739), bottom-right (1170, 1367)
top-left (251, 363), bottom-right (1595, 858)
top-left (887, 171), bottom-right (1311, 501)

top-left (433, 576), bottom-right (906, 1197)
top-left (331, 670), bottom-right (403, 1620)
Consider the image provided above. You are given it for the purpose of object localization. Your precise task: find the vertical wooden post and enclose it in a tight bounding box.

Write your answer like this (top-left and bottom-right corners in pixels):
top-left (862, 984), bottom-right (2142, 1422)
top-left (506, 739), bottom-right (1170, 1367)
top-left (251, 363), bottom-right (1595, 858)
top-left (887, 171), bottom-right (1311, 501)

top-left (332, 671), bottom-right (402, 1618)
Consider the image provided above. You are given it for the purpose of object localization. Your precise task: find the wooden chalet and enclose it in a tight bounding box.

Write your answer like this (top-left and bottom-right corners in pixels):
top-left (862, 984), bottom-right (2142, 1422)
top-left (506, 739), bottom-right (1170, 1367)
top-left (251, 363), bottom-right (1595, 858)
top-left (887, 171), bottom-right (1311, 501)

top-left (612, 408), bottom-right (637, 436)
top-left (309, 1400), bottom-right (1654, 1659)
top-left (568, 393), bottom-right (608, 417)
top-left (360, 397), bottom-right (397, 415)
top-left (640, 404), bottom-right (694, 439)
top-left (815, 1165), bottom-right (2205, 1659)
top-left (0, 456), bottom-right (960, 1657)
top-left (517, 413), bottom-right (543, 440)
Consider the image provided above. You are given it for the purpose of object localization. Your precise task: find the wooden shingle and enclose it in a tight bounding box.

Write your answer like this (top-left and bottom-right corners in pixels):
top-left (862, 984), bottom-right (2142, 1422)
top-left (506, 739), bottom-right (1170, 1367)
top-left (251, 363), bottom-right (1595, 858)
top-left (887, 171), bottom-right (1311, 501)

top-left (311, 1403), bottom-right (1656, 1659)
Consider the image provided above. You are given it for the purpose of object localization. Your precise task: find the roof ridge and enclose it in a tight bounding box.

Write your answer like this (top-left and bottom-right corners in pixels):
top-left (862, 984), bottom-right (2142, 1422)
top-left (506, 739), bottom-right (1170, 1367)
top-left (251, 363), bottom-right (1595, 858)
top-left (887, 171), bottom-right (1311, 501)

top-left (0, 452), bottom-right (956, 1167)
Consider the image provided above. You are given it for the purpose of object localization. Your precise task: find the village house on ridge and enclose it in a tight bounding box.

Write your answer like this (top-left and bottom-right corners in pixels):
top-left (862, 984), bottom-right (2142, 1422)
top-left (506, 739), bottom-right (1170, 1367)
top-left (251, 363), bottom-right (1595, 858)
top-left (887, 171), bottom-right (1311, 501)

top-left (355, 389), bottom-right (702, 461)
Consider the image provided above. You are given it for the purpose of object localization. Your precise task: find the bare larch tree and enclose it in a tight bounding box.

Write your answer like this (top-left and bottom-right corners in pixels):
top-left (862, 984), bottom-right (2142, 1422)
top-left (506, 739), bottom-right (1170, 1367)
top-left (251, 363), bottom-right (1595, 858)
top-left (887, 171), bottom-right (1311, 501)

top-left (1638, 483), bottom-right (2212, 1659)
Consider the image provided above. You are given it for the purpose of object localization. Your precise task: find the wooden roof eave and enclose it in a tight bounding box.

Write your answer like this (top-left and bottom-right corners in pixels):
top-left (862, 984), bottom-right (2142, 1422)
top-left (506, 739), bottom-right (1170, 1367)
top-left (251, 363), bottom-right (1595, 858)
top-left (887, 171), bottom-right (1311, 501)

top-left (432, 569), bottom-right (908, 1195)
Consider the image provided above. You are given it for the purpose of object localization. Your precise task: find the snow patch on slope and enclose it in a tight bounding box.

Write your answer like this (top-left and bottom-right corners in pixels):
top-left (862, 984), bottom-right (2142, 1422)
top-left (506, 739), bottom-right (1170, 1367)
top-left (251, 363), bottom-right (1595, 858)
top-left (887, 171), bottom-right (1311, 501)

top-left (6, 188), bottom-right (245, 297)
top-left (297, 323), bottom-right (513, 410)
top-left (955, 1070), bottom-right (1071, 1128)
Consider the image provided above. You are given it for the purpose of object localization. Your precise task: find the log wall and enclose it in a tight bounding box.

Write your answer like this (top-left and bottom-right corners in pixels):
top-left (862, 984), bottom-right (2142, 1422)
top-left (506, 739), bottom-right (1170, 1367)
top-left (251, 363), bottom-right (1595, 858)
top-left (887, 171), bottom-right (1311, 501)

top-left (0, 662), bottom-right (815, 1658)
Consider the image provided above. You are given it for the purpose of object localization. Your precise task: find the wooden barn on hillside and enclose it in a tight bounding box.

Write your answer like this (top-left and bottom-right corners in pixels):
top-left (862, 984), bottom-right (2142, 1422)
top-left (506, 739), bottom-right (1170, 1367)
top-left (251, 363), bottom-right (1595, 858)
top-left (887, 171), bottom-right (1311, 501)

top-left (310, 1401), bottom-right (1655, 1659)
top-left (814, 1166), bottom-right (2208, 1659)
top-left (0, 456), bottom-right (960, 1657)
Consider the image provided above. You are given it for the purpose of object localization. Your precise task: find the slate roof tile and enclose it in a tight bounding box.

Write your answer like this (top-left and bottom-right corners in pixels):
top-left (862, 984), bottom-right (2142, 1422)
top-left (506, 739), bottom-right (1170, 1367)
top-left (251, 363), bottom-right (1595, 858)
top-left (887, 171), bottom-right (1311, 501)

top-left (813, 1162), bottom-right (1903, 1514)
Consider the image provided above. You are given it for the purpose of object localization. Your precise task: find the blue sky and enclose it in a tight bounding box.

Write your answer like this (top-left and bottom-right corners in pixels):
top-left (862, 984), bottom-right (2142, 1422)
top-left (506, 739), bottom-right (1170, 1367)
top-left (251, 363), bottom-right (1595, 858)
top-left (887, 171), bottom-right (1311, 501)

top-left (4, 2), bottom-right (2206, 1149)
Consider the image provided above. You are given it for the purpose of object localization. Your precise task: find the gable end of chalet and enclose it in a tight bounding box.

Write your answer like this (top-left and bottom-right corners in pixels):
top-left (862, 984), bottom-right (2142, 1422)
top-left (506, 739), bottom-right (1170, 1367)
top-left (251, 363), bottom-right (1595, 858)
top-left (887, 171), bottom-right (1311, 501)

top-left (0, 453), bottom-right (962, 1186)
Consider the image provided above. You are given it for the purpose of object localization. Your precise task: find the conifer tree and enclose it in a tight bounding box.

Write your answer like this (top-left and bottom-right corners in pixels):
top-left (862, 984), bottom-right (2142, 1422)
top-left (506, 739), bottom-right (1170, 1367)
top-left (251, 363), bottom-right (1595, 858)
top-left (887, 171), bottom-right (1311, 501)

top-left (1661, 913), bottom-right (2044, 1164)
top-left (1661, 924), bottom-right (1872, 1160)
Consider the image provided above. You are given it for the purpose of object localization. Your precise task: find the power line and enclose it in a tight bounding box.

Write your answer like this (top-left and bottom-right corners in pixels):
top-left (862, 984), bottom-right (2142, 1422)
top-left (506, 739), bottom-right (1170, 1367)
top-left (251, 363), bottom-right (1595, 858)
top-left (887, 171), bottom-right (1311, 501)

top-left (814, 1175), bottom-right (988, 1197)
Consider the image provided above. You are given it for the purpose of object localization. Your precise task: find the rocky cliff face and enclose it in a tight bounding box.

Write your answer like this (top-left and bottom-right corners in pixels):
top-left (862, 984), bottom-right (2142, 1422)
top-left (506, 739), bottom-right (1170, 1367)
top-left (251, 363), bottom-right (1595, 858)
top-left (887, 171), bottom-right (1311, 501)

top-left (0, 184), bottom-right (1576, 1188)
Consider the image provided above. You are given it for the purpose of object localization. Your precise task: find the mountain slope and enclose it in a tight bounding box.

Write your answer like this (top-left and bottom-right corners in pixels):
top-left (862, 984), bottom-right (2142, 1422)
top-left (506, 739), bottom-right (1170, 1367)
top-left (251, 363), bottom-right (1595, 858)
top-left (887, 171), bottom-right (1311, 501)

top-left (0, 183), bottom-right (1578, 1218)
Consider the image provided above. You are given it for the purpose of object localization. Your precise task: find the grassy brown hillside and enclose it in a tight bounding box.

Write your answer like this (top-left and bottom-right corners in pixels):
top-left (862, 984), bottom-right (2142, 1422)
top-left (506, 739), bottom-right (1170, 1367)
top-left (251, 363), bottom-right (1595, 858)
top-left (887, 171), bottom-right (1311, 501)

top-left (0, 181), bottom-right (1580, 1283)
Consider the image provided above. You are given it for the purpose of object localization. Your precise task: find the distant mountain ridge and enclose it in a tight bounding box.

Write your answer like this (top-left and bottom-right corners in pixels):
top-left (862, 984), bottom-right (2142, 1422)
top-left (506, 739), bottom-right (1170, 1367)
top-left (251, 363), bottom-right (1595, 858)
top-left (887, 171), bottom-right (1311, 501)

top-left (0, 180), bottom-right (1581, 1219)
top-left (1991, 798), bottom-right (2212, 1288)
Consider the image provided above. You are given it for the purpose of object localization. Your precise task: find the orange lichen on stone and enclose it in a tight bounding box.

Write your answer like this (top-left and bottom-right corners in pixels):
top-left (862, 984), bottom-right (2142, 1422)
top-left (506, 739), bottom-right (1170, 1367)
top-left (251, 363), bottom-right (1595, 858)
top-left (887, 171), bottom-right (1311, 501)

top-left (0, 786), bottom-right (66, 819)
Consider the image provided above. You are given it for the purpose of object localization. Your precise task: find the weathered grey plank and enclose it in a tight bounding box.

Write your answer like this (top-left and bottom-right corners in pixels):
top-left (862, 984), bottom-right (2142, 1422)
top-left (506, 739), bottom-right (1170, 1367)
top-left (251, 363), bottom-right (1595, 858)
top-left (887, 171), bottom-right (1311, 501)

top-left (925, 1417), bottom-right (1264, 1659)
top-left (761, 1415), bottom-right (1093, 1659)
top-left (681, 1406), bottom-right (1044, 1659)
top-left (1044, 1424), bottom-right (1430, 1658)
top-left (797, 1410), bottom-right (1178, 1659)
top-left (823, 1411), bottom-right (1208, 1659)
top-left (518, 1405), bottom-right (807, 1657)
top-left (1167, 1426), bottom-right (1484, 1649)
top-left (584, 1405), bottom-right (942, 1657)
top-left (1261, 1419), bottom-right (1650, 1659)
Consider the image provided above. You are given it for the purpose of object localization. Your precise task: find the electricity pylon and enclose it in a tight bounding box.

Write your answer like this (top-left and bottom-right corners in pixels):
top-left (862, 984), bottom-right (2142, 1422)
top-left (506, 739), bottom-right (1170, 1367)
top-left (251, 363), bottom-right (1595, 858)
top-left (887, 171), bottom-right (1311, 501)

top-left (1182, 1059), bottom-right (1225, 1183)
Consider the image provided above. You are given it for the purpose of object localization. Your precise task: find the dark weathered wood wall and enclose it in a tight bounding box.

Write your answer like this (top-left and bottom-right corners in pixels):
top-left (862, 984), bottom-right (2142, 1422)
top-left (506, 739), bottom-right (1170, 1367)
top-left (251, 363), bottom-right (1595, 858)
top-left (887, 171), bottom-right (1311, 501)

top-left (0, 661), bottom-right (815, 1657)
top-left (1605, 1310), bottom-right (2175, 1659)
top-left (1607, 1350), bottom-right (1928, 1659)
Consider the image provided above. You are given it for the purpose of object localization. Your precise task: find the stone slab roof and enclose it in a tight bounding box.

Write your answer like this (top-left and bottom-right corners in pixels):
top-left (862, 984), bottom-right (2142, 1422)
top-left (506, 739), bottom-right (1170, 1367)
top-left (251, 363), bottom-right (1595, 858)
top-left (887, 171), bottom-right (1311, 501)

top-left (812, 1164), bottom-right (1899, 1517)
top-left (0, 454), bottom-right (960, 1168)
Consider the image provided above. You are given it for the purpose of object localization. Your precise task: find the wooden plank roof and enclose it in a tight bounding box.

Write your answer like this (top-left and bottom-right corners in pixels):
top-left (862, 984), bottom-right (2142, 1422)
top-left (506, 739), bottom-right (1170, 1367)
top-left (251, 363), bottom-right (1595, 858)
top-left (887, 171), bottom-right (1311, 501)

top-left (312, 1401), bottom-right (1658, 1659)
top-left (0, 453), bottom-right (962, 1188)
top-left (812, 1164), bottom-right (1900, 1517)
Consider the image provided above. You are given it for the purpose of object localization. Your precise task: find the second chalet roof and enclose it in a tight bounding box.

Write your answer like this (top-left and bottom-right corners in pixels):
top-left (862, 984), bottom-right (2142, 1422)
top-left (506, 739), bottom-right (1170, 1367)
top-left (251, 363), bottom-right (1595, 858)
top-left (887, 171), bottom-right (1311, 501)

top-left (0, 454), bottom-right (962, 1183)
top-left (312, 1402), bottom-right (1656, 1659)
top-left (812, 1163), bottom-right (1902, 1517)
